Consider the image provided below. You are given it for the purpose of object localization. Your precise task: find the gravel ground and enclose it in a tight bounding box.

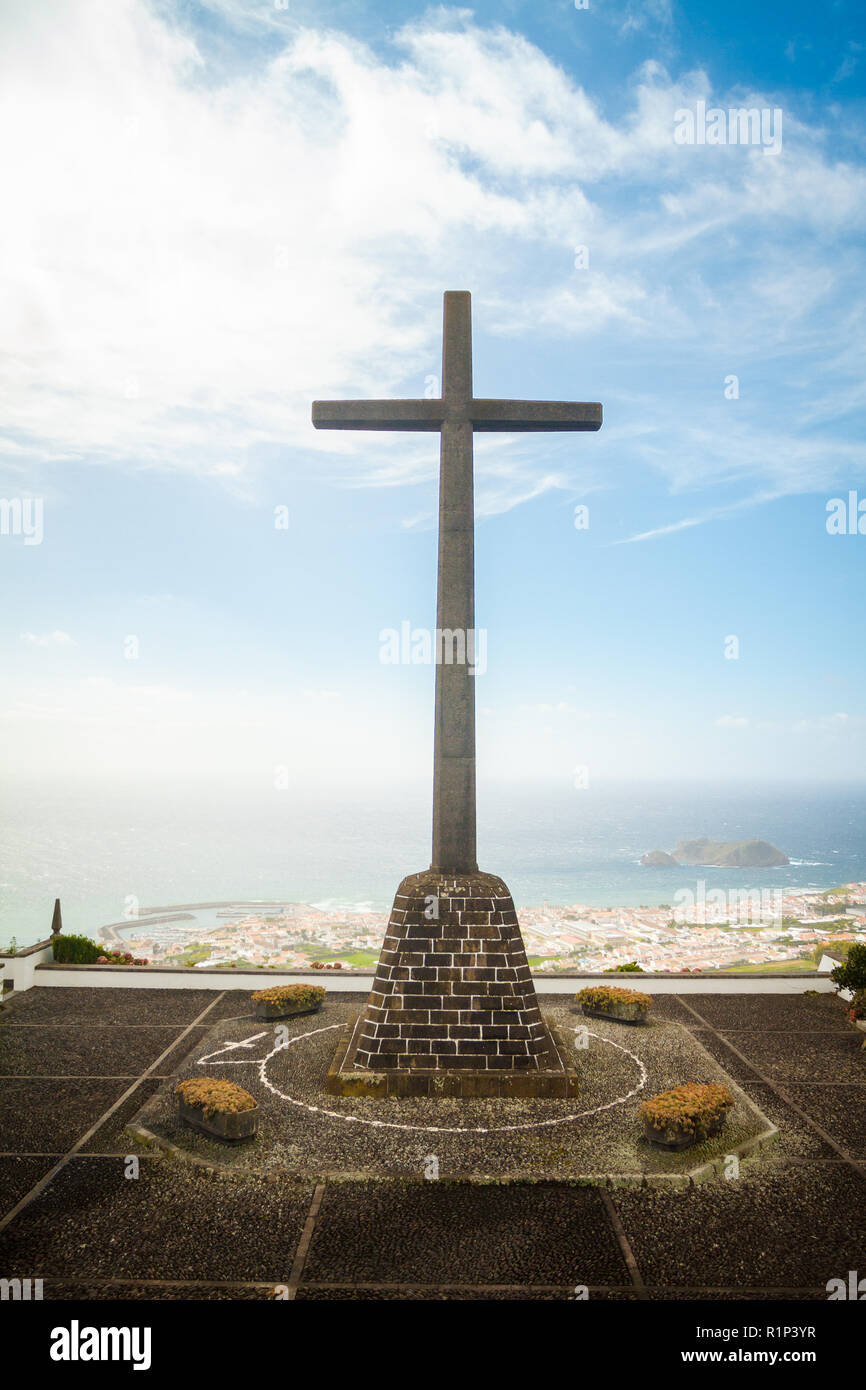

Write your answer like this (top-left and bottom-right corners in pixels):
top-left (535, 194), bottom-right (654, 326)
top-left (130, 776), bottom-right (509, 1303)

top-left (295, 1286), bottom-right (621, 1300)
top-left (610, 1161), bottom-right (866, 1289)
top-left (130, 1002), bottom-right (772, 1181)
top-left (38, 1280), bottom-right (280, 1301)
top-left (680, 993), bottom-right (852, 1033)
top-left (639, 996), bottom-right (700, 1025)
top-left (0, 1156), bottom-right (315, 1283)
top-left (79, 1081), bottom-right (164, 1153)
top-left (1, 986), bottom-right (862, 1300)
top-left (0, 1155), bottom-right (58, 1209)
top-left (728, 1031), bottom-right (865, 1084)
top-left (0, 1025), bottom-right (205, 1077)
top-left (302, 1180), bottom-right (629, 1286)
top-left (0, 1077), bottom-right (133, 1153)
top-left (780, 1084), bottom-right (866, 1158)
top-left (736, 1083), bottom-right (837, 1159)
top-left (1, 987), bottom-right (233, 1027)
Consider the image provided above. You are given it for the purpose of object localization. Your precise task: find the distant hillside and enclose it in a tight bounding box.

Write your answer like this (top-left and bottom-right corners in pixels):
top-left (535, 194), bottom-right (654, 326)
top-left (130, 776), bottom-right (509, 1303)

top-left (640, 837), bottom-right (789, 868)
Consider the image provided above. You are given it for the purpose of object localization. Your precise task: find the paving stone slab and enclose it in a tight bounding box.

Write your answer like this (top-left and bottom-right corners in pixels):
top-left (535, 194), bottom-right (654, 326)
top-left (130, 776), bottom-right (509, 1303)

top-left (150, 1026), bottom-right (218, 1075)
top-left (0, 1025), bottom-right (196, 1077)
top-left (718, 1031), bottom-right (866, 1085)
top-left (78, 1082), bottom-right (164, 1153)
top-left (778, 1084), bottom-right (866, 1159)
top-left (0, 1157), bottom-right (315, 1284)
top-left (687, 1029), bottom-right (764, 1081)
top-left (610, 1164), bottom-right (866, 1289)
top-left (681, 993), bottom-right (852, 1033)
top-left (642, 996), bottom-right (700, 1025)
top-left (0, 1078), bottom-right (133, 1153)
top-left (737, 1083), bottom-right (837, 1159)
top-left (0, 1155), bottom-right (59, 1217)
top-left (1, 988), bottom-right (228, 1027)
top-left (302, 1180), bottom-right (631, 1286)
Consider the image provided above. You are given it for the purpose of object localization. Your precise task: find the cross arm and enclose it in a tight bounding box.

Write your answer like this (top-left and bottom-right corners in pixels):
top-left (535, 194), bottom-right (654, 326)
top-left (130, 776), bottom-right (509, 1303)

top-left (470, 399), bottom-right (602, 432)
top-left (312, 399), bottom-right (445, 431)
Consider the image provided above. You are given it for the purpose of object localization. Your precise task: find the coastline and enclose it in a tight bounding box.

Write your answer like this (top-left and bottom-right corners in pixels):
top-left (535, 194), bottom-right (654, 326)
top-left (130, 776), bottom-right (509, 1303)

top-left (97, 887), bottom-right (866, 977)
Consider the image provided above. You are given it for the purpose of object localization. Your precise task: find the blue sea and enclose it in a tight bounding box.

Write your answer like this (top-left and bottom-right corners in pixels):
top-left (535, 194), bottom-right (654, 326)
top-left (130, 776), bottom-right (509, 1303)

top-left (2, 777), bottom-right (865, 947)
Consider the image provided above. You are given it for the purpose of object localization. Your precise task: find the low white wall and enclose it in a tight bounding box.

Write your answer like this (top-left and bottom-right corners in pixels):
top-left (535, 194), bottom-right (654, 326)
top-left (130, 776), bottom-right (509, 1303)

top-left (32, 964), bottom-right (355, 993)
top-left (1, 942), bottom-right (54, 993)
top-left (25, 963), bottom-right (838, 996)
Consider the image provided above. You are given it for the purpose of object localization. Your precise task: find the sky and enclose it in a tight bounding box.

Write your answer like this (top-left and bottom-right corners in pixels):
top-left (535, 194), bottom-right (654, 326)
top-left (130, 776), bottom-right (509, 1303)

top-left (1, 0), bottom-right (865, 789)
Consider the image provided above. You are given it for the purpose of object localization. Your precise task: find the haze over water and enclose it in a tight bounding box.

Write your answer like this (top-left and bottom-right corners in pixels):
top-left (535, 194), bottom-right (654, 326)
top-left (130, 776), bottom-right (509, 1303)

top-left (3, 777), bottom-right (865, 948)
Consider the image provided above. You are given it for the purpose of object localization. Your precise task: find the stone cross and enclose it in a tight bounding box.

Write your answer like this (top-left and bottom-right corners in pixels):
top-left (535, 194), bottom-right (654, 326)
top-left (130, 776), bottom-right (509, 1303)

top-left (313, 291), bottom-right (601, 874)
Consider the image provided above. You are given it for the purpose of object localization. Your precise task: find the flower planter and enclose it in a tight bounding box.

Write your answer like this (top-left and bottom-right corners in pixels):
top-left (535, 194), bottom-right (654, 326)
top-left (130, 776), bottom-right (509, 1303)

top-left (579, 1001), bottom-right (648, 1024)
top-left (250, 984), bottom-right (326, 1020)
top-left (575, 986), bottom-right (652, 1025)
top-left (643, 1113), bottom-right (728, 1151)
top-left (253, 1000), bottom-right (322, 1022)
top-left (641, 1082), bottom-right (734, 1152)
top-left (175, 1078), bottom-right (259, 1142)
top-left (176, 1096), bottom-right (259, 1142)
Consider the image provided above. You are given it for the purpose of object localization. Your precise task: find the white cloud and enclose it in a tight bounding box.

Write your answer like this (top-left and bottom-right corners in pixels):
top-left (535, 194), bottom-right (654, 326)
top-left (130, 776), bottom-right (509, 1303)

top-left (0, 2), bottom-right (863, 527)
top-left (19, 630), bottom-right (76, 647)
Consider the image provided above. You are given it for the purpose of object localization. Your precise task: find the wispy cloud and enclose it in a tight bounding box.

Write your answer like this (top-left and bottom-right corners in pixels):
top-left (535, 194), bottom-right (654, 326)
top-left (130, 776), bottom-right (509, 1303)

top-left (19, 631), bottom-right (75, 648)
top-left (0, 3), bottom-right (863, 527)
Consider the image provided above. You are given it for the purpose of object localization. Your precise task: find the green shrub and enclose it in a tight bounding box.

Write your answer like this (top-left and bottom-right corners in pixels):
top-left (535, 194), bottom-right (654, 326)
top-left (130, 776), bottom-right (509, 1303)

top-left (604, 961), bottom-right (645, 973)
top-left (831, 943), bottom-right (866, 994)
top-left (575, 985), bottom-right (652, 1013)
top-left (641, 1082), bottom-right (734, 1136)
top-left (250, 983), bottom-right (326, 1010)
top-left (52, 934), bottom-right (102, 964)
top-left (175, 1078), bottom-right (256, 1117)
top-left (849, 988), bottom-right (866, 1020)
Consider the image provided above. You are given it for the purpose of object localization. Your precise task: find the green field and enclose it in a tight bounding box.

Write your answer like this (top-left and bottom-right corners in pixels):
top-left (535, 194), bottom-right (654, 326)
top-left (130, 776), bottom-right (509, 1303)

top-left (294, 949), bottom-right (380, 967)
top-left (340, 951), bottom-right (379, 968)
top-left (718, 958), bottom-right (816, 974)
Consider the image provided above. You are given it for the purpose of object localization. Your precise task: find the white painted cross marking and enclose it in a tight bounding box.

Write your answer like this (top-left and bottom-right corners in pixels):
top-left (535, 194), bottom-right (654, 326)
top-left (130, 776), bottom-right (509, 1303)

top-left (198, 1031), bottom-right (269, 1063)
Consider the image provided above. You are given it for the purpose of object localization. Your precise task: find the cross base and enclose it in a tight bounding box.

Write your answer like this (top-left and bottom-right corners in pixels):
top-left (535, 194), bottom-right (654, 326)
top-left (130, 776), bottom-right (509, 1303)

top-left (325, 869), bottom-right (579, 1099)
top-left (326, 1014), bottom-right (578, 1098)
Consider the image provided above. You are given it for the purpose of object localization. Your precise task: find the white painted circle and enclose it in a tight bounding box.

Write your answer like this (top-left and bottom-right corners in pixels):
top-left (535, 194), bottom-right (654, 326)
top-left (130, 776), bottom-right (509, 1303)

top-left (203, 1021), bottom-right (649, 1136)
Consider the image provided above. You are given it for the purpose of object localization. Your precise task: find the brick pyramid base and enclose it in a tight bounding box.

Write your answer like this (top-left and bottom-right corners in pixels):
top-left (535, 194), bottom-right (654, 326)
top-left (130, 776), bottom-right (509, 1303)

top-left (326, 869), bottom-right (578, 1098)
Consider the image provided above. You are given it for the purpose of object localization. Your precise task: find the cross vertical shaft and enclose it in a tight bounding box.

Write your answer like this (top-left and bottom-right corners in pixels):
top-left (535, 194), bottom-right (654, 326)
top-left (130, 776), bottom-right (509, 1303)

top-left (433, 291), bottom-right (477, 873)
top-left (311, 289), bottom-right (602, 881)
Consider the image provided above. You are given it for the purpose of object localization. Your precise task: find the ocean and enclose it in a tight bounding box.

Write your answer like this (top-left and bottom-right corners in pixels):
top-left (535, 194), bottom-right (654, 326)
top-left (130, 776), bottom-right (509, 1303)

top-left (2, 777), bottom-right (865, 948)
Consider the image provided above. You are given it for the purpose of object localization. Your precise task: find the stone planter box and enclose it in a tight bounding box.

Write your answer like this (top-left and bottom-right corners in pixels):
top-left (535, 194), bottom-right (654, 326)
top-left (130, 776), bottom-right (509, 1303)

top-left (177, 1097), bottom-right (259, 1142)
top-left (643, 1113), bottom-right (728, 1152)
top-left (253, 1000), bottom-right (322, 1022)
top-left (579, 1001), bottom-right (648, 1024)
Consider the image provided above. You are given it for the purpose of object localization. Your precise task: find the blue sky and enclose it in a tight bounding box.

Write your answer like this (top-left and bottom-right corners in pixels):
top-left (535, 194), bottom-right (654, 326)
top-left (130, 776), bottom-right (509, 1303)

top-left (1, 0), bottom-right (864, 788)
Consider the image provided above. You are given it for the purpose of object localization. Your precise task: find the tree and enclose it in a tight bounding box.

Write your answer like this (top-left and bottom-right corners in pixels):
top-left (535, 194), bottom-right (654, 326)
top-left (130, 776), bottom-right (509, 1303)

top-left (831, 943), bottom-right (866, 994)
